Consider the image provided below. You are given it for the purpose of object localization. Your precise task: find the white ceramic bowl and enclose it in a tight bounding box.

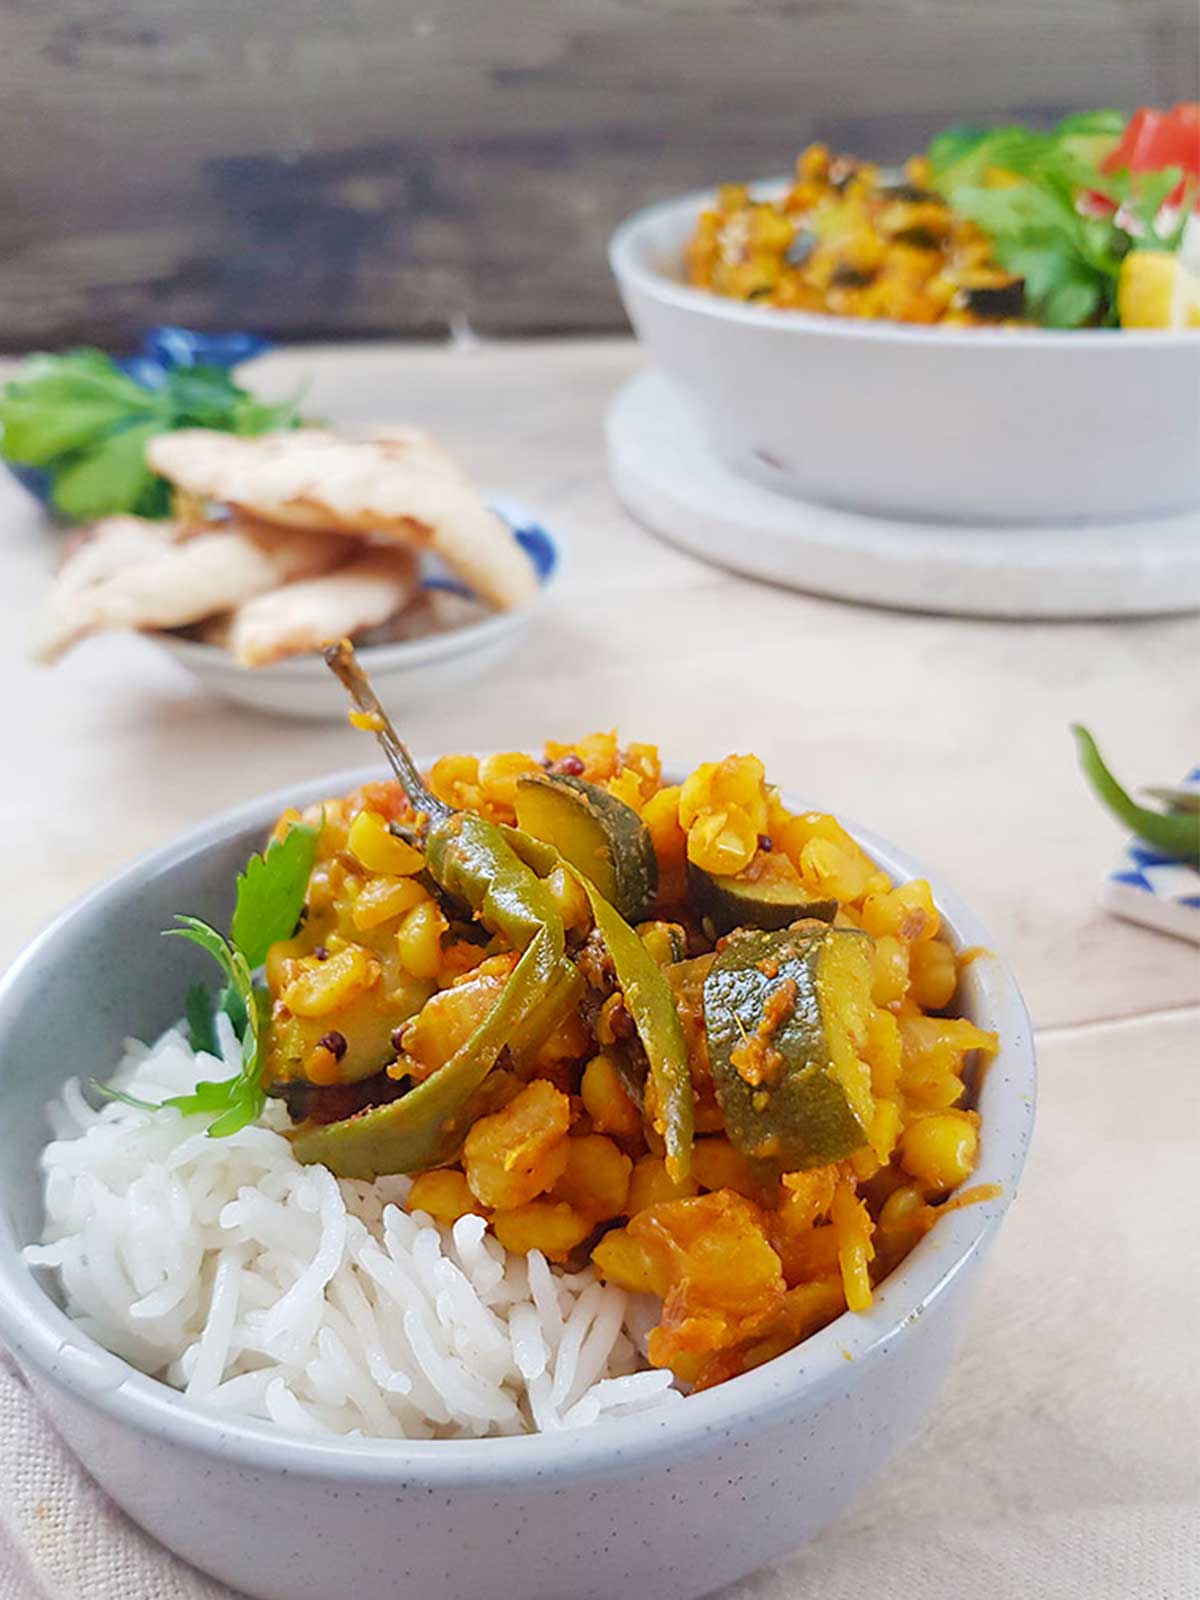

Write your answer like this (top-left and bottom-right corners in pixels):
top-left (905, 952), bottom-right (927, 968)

top-left (0, 767), bottom-right (1035, 1600)
top-left (154, 499), bottom-right (562, 720)
top-left (610, 184), bottom-right (1200, 524)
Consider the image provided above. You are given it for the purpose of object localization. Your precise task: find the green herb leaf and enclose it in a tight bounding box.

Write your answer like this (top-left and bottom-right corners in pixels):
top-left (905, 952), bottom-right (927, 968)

top-left (217, 980), bottom-right (250, 1038)
top-left (158, 915), bottom-right (266, 1136)
top-left (185, 982), bottom-right (217, 1055)
top-left (228, 391), bottom-right (303, 434)
top-left (90, 1081), bottom-right (161, 1112)
top-left (0, 346), bottom-right (304, 522)
top-left (927, 112), bottom-right (1135, 329)
top-left (49, 418), bottom-right (168, 522)
top-left (230, 821), bottom-right (319, 969)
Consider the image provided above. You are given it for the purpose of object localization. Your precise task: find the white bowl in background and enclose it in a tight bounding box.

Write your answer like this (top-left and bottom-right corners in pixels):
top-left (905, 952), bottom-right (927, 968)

top-left (154, 499), bottom-right (562, 720)
top-left (610, 184), bottom-right (1200, 525)
top-left (0, 764), bottom-right (1035, 1600)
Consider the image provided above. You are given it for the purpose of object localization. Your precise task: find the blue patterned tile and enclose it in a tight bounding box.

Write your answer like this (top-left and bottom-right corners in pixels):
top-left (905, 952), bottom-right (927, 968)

top-left (1099, 768), bottom-right (1200, 944)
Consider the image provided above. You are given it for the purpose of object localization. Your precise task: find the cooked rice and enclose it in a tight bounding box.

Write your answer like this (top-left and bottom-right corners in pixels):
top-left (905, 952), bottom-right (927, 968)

top-left (24, 1022), bottom-right (680, 1439)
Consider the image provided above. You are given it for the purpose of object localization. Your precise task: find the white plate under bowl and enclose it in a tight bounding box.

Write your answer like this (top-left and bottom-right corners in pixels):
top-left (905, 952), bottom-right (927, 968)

top-left (609, 183), bottom-right (1200, 525)
top-left (607, 369), bottom-right (1200, 620)
top-left (154, 498), bottom-right (563, 720)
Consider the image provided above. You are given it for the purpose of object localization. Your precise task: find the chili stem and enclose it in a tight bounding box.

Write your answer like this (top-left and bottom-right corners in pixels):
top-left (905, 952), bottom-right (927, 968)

top-left (324, 639), bottom-right (449, 822)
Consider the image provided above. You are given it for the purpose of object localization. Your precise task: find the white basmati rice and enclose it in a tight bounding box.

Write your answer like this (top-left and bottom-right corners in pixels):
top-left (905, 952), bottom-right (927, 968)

top-left (25, 1027), bottom-right (681, 1439)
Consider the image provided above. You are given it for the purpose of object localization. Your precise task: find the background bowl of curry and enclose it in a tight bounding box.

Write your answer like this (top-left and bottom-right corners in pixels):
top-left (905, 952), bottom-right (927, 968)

top-left (0, 765), bottom-right (1036, 1600)
top-left (610, 183), bottom-right (1200, 525)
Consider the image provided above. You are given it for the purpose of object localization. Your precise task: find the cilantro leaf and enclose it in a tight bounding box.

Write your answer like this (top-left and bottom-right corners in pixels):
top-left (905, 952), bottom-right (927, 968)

top-left (230, 821), bottom-right (319, 968)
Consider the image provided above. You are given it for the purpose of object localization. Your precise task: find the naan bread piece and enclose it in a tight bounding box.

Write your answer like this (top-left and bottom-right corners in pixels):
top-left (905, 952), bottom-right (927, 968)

top-left (146, 428), bottom-right (538, 611)
top-left (226, 547), bottom-right (421, 668)
top-left (54, 515), bottom-right (181, 594)
top-left (37, 517), bottom-right (348, 663)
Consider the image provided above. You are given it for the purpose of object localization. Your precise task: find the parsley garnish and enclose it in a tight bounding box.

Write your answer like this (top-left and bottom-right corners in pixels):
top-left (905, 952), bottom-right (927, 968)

top-left (96, 820), bottom-right (318, 1138)
top-left (0, 350), bottom-right (302, 522)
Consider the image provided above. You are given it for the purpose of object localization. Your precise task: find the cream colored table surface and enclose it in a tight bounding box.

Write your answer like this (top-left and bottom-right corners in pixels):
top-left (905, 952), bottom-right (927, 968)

top-left (0, 338), bottom-right (1197, 1599)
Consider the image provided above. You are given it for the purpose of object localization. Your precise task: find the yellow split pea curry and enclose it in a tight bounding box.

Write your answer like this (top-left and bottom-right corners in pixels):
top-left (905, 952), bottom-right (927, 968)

top-left (686, 142), bottom-right (1023, 326)
top-left (265, 719), bottom-right (997, 1391)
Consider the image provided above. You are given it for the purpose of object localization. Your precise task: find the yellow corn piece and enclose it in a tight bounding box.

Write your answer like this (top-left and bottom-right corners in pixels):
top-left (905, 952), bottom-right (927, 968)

top-left (352, 875), bottom-right (427, 931)
top-left (477, 751), bottom-right (541, 809)
top-left (580, 1052), bottom-right (642, 1138)
top-left (407, 1168), bottom-right (484, 1224)
top-left (899, 1111), bottom-right (979, 1194)
top-left (280, 945), bottom-right (381, 1019)
top-left (627, 1154), bottom-right (699, 1214)
top-left (347, 809), bottom-right (424, 877)
top-left (395, 899), bottom-right (449, 981)
top-left (492, 1201), bottom-right (591, 1261)
top-left (551, 1135), bottom-right (632, 1222)
top-left (592, 1227), bottom-right (663, 1295)
top-left (686, 803), bottom-right (757, 876)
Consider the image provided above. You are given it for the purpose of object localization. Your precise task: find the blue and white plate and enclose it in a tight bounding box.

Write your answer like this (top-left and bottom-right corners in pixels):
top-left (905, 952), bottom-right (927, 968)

top-left (153, 499), bottom-right (563, 721)
top-left (1099, 767), bottom-right (1200, 944)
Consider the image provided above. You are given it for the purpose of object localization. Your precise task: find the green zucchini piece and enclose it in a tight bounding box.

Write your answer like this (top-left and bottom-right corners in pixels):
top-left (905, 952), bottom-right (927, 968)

top-left (703, 923), bottom-right (875, 1174)
top-left (687, 860), bottom-right (838, 936)
top-left (514, 773), bottom-right (657, 920)
top-left (637, 920), bottom-right (688, 966)
top-left (265, 972), bottom-right (433, 1088)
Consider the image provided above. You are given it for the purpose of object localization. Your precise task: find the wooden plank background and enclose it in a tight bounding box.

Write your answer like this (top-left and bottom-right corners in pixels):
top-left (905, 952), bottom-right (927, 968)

top-left (3, 0), bottom-right (1196, 350)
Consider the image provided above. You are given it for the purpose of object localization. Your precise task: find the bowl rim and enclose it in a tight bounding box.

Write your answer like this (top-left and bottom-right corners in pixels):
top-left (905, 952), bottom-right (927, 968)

top-left (152, 497), bottom-right (565, 681)
top-left (0, 761), bottom-right (1036, 1485)
top-left (609, 179), bottom-right (1199, 350)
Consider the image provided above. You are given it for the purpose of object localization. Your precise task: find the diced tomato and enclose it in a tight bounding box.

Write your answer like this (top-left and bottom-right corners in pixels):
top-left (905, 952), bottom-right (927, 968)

top-left (1104, 105), bottom-right (1200, 177)
top-left (1101, 104), bottom-right (1200, 211)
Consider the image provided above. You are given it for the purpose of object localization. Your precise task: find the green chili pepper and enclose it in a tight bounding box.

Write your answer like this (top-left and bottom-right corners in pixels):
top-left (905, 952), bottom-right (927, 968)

top-left (299, 640), bottom-right (693, 1182)
top-left (500, 819), bottom-right (692, 1162)
top-left (1072, 725), bottom-right (1200, 865)
top-left (290, 921), bottom-right (561, 1177)
top-left (573, 874), bottom-right (694, 1182)
top-left (291, 643), bottom-right (570, 1178)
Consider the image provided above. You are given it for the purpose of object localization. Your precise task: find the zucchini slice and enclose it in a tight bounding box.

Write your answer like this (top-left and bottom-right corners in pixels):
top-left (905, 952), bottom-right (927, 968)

top-left (703, 923), bottom-right (875, 1173)
top-left (514, 773), bottom-right (657, 920)
top-left (266, 972), bottom-right (433, 1089)
top-left (687, 860), bottom-right (837, 936)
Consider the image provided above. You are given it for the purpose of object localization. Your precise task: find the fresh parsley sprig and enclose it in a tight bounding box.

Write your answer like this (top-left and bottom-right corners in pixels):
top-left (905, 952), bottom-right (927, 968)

top-left (927, 111), bottom-right (1188, 329)
top-left (0, 349), bottom-right (301, 523)
top-left (96, 820), bottom-right (319, 1138)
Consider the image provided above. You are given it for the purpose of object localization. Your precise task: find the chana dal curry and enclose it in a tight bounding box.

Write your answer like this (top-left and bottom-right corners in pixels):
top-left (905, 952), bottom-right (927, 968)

top-left (223, 644), bottom-right (998, 1394)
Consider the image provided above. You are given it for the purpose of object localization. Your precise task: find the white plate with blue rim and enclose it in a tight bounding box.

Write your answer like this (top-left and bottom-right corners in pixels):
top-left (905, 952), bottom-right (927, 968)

top-left (153, 497), bottom-right (563, 721)
top-left (1099, 766), bottom-right (1200, 944)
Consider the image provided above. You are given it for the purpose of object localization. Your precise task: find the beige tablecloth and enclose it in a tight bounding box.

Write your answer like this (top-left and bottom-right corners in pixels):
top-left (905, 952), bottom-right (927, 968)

top-left (1, 339), bottom-right (1197, 1599)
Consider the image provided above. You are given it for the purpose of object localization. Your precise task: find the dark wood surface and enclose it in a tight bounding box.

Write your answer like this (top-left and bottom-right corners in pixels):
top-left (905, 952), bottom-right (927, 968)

top-left (3, 0), bottom-right (1196, 350)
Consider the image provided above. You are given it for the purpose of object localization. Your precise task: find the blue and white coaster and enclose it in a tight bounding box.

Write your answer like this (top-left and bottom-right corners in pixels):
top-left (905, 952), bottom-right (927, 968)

top-left (1100, 767), bottom-right (1200, 944)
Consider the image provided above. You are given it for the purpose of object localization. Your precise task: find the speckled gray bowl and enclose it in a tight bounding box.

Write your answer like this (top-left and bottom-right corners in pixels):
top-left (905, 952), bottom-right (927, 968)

top-left (0, 768), bottom-right (1035, 1600)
